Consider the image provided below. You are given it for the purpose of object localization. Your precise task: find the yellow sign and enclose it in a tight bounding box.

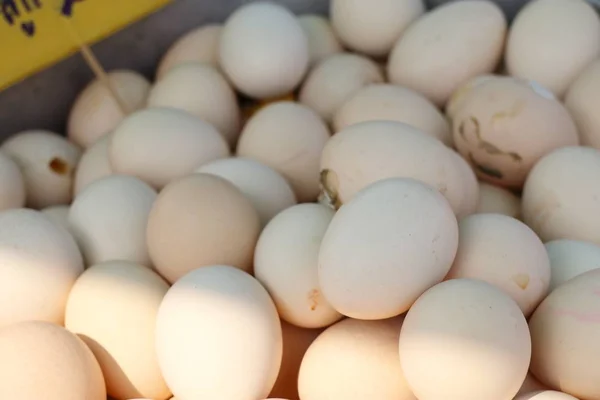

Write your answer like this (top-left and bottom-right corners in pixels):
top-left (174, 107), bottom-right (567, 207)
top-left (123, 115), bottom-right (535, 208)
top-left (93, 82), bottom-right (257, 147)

top-left (0, 0), bottom-right (173, 92)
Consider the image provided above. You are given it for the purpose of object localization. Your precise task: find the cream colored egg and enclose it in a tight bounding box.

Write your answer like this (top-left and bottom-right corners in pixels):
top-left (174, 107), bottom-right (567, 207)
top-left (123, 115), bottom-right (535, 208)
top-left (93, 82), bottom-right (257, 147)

top-left (269, 321), bottom-right (322, 400)
top-left (41, 205), bottom-right (70, 232)
top-left (196, 157), bottom-right (296, 227)
top-left (65, 261), bottom-right (171, 400)
top-left (146, 63), bottom-right (240, 146)
top-left (69, 175), bottom-right (157, 267)
top-left (529, 268), bottom-right (600, 399)
top-left (109, 107), bottom-right (230, 190)
top-left (319, 178), bottom-right (458, 320)
top-left (299, 53), bottom-right (385, 122)
top-left (219, 2), bottom-right (308, 99)
top-left (156, 265), bottom-right (282, 400)
top-left (298, 316), bottom-right (415, 400)
top-left (445, 74), bottom-right (500, 119)
top-left (399, 279), bottom-right (531, 400)
top-left (146, 174), bottom-right (260, 283)
top-left (255, 204), bottom-right (341, 328)
top-left (517, 373), bottom-right (548, 397)
top-left (515, 390), bottom-right (579, 400)
top-left (333, 83), bottom-right (452, 145)
top-left (476, 182), bottom-right (521, 218)
top-left (156, 24), bottom-right (222, 80)
top-left (506, 0), bottom-right (600, 98)
top-left (452, 77), bottom-right (579, 189)
top-left (0, 208), bottom-right (83, 327)
top-left (68, 70), bottom-right (151, 148)
top-left (388, 0), bottom-right (506, 107)
top-left (545, 239), bottom-right (600, 291)
top-left (2, 130), bottom-right (81, 208)
top-left (446, 213), bottom-right (550, 316)
top-left (320, 120), bottom-right (477, 218)
top-left (0, 321), bottom-right (105, 399)
top-left (74, 135), bottom-right (113, 195)
top-left (236, 101), bottom-right (330, 202)
top-left (298, 15), bottom-right (343, 67)
top-left (522, 146), bottom-right (600, 245)
top-left (330, 0), bottom-right (424, 57)
top-left (0, 150), bottom-right (25, 211)
top-left (565, 59), bottom-right (600, 149)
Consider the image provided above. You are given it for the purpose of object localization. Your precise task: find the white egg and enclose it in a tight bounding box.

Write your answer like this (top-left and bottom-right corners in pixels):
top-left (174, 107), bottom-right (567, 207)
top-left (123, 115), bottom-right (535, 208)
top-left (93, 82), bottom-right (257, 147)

top-left (73, 135), bottom-right (113, 196)
top-left (298, 15), bottom-right (343, 67)
top-left (0, 150), bottom-right (26, 211)
top-left (545, 239), bottom-right (600, 291)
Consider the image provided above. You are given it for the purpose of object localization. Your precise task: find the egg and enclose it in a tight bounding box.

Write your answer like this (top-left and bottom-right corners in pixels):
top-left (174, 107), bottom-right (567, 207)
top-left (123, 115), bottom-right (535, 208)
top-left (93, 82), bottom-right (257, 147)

top-left (446, 213), bottom-right (550, 316)
top-left (387, 0), bottom-right (506, 107)
top-left (445, 74), bottom-right (500, 118)
top-left (529, 268), bottom-right (600, 399)
top-left (319, 178), bottom-right (458, 319)
top-left (67, 70), bottom-right (151, 148)
top-left (155, 265), bottom-right (282, 400)
top-left (545, 239), bottom-right (600, 291)
top-left (298, 15), bottom-right (343, 67)
top-left (399, 279), bottom-right (531, 400)
top-left (236, 101), bottom-right (330, 202)
top-left (218, 2), bottom-right (309, 99)
top-left (330, 0), bottom-right (424, 57)
top-left (0, 150), bottom-right (25, 211)
top-left (109, 107), bottom-right (230, 190)
top-left (68, 175), bottom-right (157, 267)
top-left (517, 373), bottom-right (548, 397)
top-left (41, 205), bottom-right (71, 232)
top-left (451, 76), bottom-right (579, 189)
top-left (506, 0), bottom-right (600, 98)
top-left (0, 321), bottom-right (105, 399)
top-left (565, 59), bottom-right (600, 149)
top-left (476, 182), bottom-right (521, 218)
top-left (299, 53), bottom-right (385, 122)
top-left (146, 63), bottom-right (240, 146)
top-left (522, 146), bottom-right (600, 245)
top-left (319, 120), bottom-right (478, 218)
top-left (65, 260), bottom-right (171, 400)
top-left (333, 83), bottom-right (452, 146)
top-left (2, 130), bottom-right (82, 208)
top-left (146, 174), bottom-right (260, 283)
top-left (156, 24), bottom-right (222, 80)
top-left (73, 135), bottom-right (113, 195)
top-left (515, 390), bottom-right (580, 400)
top-left (254, 203), bottom-right (341, 328)
top-left (196, 157), bottom-right (297, 227)
top-left (0, 208), bottom-right (83, 327)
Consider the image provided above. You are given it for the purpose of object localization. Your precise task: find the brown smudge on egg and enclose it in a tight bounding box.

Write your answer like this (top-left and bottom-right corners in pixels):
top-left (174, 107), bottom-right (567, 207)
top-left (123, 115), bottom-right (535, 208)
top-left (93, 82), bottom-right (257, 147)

top-left (308, 289), bottom-right (320, 311)
top-left (48, 157), bottom-right (70, 175)
top-left (512, 274), bottom-right (530, 290)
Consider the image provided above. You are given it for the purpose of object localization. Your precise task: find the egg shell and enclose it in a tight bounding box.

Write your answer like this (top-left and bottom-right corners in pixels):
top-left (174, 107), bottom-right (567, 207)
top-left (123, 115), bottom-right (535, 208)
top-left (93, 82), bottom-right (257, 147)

top-left (545, 239), bottom-right (600, 292)
top-left (298, 15), bottom-right (343, 67)
top-left (236, 101), bottom-right (330, 202)
top-left (0, 208), bottom-right (83, 327)
top-left (522, 146), bottom-right (600, 245)
top-left (196, 157), bottom-right (297, 227)
top-left (146, 63), bottom-right (240, 146)
top-left (333, 83), bottom-right (452, 146)
top-left (318, 178), bottom-right (458, 320)
top-left (146, 174), bottom-right (260, 283)
top-left (476, 182), bottom-right (521, 219)
top-left (0, 150), bottom-right (25, 211)
top-left (517, 373), bottom-right (548, 397)
top-left (0, 321), bottom-right (105, 399)
top-left (65, 261), bottom-right (171, 400)
top-left (506, 0), bottom-right (600, 97)
top-left (254, 203), bottom-right (341, 328)
top-left (2, 130), bottom-right (82, 208)
top-left (299, 53), bottom-right (385, 122)
top-left (330, 0), bottom-right (424, 57)
top-left (156, 24), bottom-right (222, 80)
top-left (529, 268), bottom-right (600, 399)
top-left (445, 74), bottom-right (500, 118)
top-left (219, 2), bottom-right (308, 99)
top-left (41, 205), bottom-right (71, 232)
top-left (565, 59), bottom-right (600, 149)
top-left (74, 135), bottom-right (113, 195)
top-left (387, 0), bottom-right (506, 107)
top-left (109, 107), bottom-right (230, 190)
top-left (68, 175), bottom-right (157, 267)
top-left (515, 390), bottom-right (579, 400)
top-left (452, 77), bottom-right (579, 189)
top-left (298, 316), bottom-right (415, 400)
top-left (399, 279), bottom-right (531, 400)
top-left (156, 265), bottom-right (282, 400)
top-left (67, 70), bottom-right (151, 148)
top-left (319, 120), bottom-right (477, 218)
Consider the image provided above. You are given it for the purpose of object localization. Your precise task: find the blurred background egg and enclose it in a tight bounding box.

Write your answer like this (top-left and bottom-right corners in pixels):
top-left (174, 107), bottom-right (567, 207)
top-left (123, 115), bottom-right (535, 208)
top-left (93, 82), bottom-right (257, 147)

top-left (298, 14), bottom-right (343, 67)
top-left (545, 239), bottom-right (600, 291)
top-left (565, 59), bottom-right (600, 149)
top-left (476, 182), bottom-right (521, 219)
top-left (73, 135), bottom-right (113, 196)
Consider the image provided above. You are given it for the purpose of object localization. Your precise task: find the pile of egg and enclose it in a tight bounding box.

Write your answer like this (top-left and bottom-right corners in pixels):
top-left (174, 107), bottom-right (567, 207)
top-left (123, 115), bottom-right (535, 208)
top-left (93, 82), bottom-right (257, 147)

top-left (3, 0), bottom-right (600, 399)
